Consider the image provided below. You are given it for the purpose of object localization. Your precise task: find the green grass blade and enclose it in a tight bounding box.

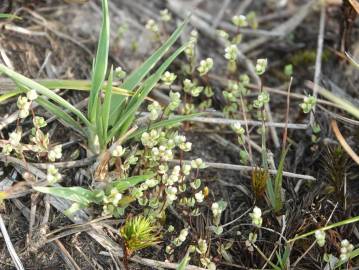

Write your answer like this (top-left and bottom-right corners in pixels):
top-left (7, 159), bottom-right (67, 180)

top-left (0, 64), bottom-right (90, 127)
top-left (315, 84), bottom-right (359, 120)
top-left (102, 67), bottom-right (113, 141)
top-left (96, 100), bottom-right (105, 147)
top-left (110, 174), bottom-right (153, 192)
top-left (107, 44), bottom-right (186, 142)
top-left (109, 18), bottom-right (188, 121)
top-left (36, 97), bottom-right (85, 136)
top-left (34, 186), bottom-right (104, 205)
top-left (266, 177), bottom-right (276, 209)
top-left (0, 13), bottom-right (21, 20)
top-left (88, 0), bottom-right (110, 122)
top-left (176, 252), bottom-right (191, 270)
top-left (0, 90), bottom-right (23, 103)
top-left (37, 80), bottom-right (131, 96)
top-left (288, 215), bottom-right (359, 243)
top-left (335, 248), bottom-right (359, 268)
top-left (273, 146), bottom-right (290, 213)
top-left (127, 114), bottom-right (201, 140)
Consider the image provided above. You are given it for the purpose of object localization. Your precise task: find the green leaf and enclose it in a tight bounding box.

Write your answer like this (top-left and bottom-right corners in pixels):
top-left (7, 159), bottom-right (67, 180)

top-left (127, 114), bottom-right (201, 140)
top-left (107, 44), bottom-right (187, 142)
top-left (37, 79), bottom-right (131, 96)
top-left (64, 202), bottom-right (87, 216)
top-left (288, 215), bottom-right (359, 243)
top-left (36, 97), bottom-right (85, 136)
top-left (96, 100), bottom-right (105, 147)
top-left (109, 18), bottom-right (188, 123)
top-left (266, 177), bottom-right (275, 209)
top-left (102, 67), bottom-right (113, 141)
top-left (0, 90), bottom-right (23, 103)
top-left (34, 186), bottom-right (104, 205)
top-left (88, 0), bottom-right (110, 122)
top-left (0, 13), bottom-right (21, 20)
top-left (177, 253), bottom-right (191, 270)
top-left (0, 64), bottom-right (90, 127)
top-left (314, 83), bottom-right (359, 120)
top-left (273, 145), bottom-right (290, 213)
top-left (110, 174), bottom-right (153, 192)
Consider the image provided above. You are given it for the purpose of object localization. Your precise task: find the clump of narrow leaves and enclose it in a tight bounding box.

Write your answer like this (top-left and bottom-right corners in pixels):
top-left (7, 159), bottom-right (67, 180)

top-left (120, 215), bottom-right (161, 255)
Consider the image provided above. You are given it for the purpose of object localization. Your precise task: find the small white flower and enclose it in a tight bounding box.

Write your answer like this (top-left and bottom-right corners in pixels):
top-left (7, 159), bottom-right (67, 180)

top-left (255, 58), bottom-right (268, 75)
top-left (178, 228), bottom-right (189, 242)
top-left (182, 164), bottom-right (192, 176)
top-left (141, 129), bottom-right (159, 148)
top-left (217, 29), bottom-right (229, 40)
top-left (27, 89), bottom-right (38, 101)
top-left (191, 158), bottom-right (206, 169)
top-left (196, 239), bottom-right (208, 255)
top-left (300, 95), bottom-right (317, 114)
top-left (190, 178), bottom-right (201, 190)
top-left (33, 116), bottom-right (47, 129)
top-left (47, 165), bottom-right (61, 184)
top-left (165, 245), bottom-right (173, 254)
top-left (160, 9), bottom-right (172, 22)
top-left (145, 178), bottom-right (158, 188)
top-left (211, 202), bottom-right (220, 216)
top-left (112, 145), bottom-right (125, 157)
top-left (48, 145), bottom-right (62, 162)
top-left (2, 144), bottom-right (13, 155)
top-left (166, 186), bottom-right (178, 202)
top-left (195, 190), bottom-right (204, 203)
top-left (183, 79), bottom-right (195, 93)
top-left (197, 58), bottom-right (214, 76)
top-left (190, 86), bottom-right (203, 97)
top-left (232, 15), bottom-right (248, 27)
top-left (231, 122), bottom-right (245, 135)
top-left (168, 91), bottom-right (181, 111)
top-left (115, 66), bottom-right (127, 79)
top-left (175, 135), bottom-right (186, 145)
top-left (9, 130), bottom-right (22, 147)
top-left (339, 239), bottom-right (354, 262)
top-left (112, 193), bottom-right (123, 206)
top-left (161, 71), bottom-right (177, 86)
top-left (148, 101), bottom-right (162, 121)
top-left (224, 45), bottom-right (238, 62)
top-left (145, 19), bottom-right (159, 33)
top-left (253, 91), bottom-right (270, 108)
top-left (314, 230), bottom-right (326, 247)
top-left (18, 109), bottom-right (29, 119)
top-left (17, 96), bottom-right (31, 119)
top-left (252, 206), bottom-right (261, 218)
top-left (250, 206), bottom-right (263, 227)
top-left (167, 225), bottom-right (175, 232)
top-left (17, 96), bottom-right (30, 109)
top-left (179, 141), bottom-right (192, 152)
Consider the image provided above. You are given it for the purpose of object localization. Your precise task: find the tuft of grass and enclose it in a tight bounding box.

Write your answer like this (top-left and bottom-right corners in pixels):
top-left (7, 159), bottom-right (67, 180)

top-left (322, 145), bottom-right (349, 197)
top-left (251, 167), bottom-right (268, 200)
top-left (0, 0), bottom-right (190, 153)
top-left (266, 146), bottom-right (290, 214)
top-left (120, 215), bottom-right (161, 255)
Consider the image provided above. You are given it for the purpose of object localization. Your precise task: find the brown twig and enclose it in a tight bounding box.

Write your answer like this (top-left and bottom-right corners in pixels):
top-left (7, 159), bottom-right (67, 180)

top-left (189, 115), bottom-right (308, 129)
top-left (169, 159), bottom-right (316, 181)
top-left (331, 119), bottom-right (359, 165)
top-left (310, 1), bottom-right (326, 127)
